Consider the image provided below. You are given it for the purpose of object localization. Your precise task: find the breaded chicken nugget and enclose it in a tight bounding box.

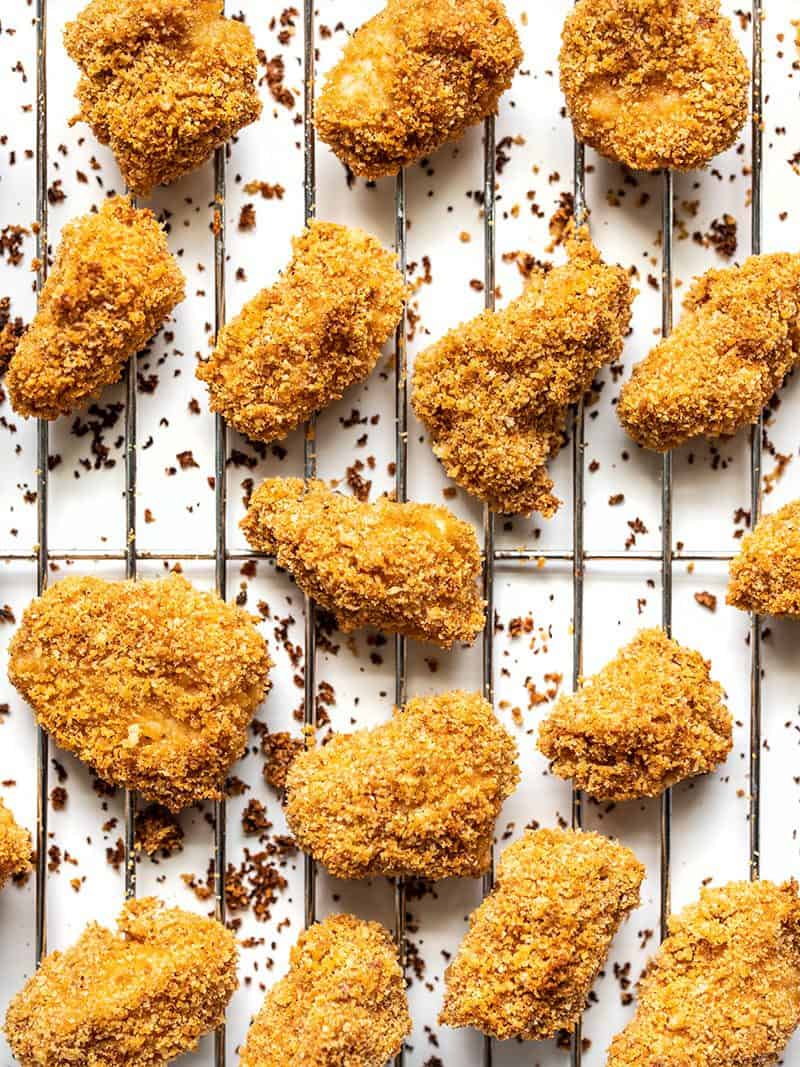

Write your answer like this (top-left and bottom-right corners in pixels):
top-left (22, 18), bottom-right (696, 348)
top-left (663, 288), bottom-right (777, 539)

top-left (64, 0), bottom-right (261, 196)
top-left (412, 227), bottom-right (634, 515)
top-left (560, 0), bottom-right (749, 171)
top-left (286, 690), bottom-right (519, 880)
top-left (8, 574), bottom-right (271, 811)
top-left (607, 880), bottom-right (800, 1067)
top-left (6, 196), bottom-right (185, 420)
top-left (241, 478), bottom-right (485, 648)
top-left (5, 896), bottom-right (237, 1066)
top-left (538, 628), bottom-right (732, 801)
top-left (240, 913), bottom-right (410, 1067)
top-left (315, 0), bottom-right (521, 179)
top-left (618, 252), bottom-right (800, 451)
top-left (727, 500), bottom-right (800, 616)
top-left (440, 827), bottom-right (644, 1039)
top-left (0, 799), bottom-right (31, 889)
top-left (197, 221), bottom-right (405, 443)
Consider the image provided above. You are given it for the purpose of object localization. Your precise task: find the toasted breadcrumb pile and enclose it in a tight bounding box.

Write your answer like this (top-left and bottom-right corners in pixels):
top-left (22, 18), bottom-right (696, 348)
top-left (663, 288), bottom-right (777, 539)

top-left (412, 227), bottom-right (634, 515)
top-left (315, 0), bottom-right (521, 179)
top-left (727, 500), bottom-right (800, 616)
top-left (286, 691), bottom-right (519, 880)
top-left (6, 197), bottom-right (184, 420)
top-left (560, 0), bottom-right (749, 171)
top-left (197, 221), bottom-right (405, 443)
top-left (8, 574), bottom-right (271, 811)
top-left (240, 913), bottom-right (411, 1067)
top-left (0, 799), bottom-right (32, 889)
top-left (538, 628), bottom-right (733, 801)
top-left (440, 827), bottom-right (644, 1039)
top-left (618, 252), bottom-right (800, 451)
top-left (64, 0), bottom-right (261, 195)
top-left (5, 897), bottom-right (237, 1067)
top-left (608, 880), bottom-right (800, 1067)
top-left (241, 478), bottom-right (485, 648)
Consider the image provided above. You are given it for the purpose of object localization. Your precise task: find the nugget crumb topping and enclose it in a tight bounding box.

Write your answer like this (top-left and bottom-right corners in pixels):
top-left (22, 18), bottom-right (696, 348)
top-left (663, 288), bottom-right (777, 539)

top-left (727, 499), bottom-right (800, 617)
top-left (0, 799), bottom-right (32, 889)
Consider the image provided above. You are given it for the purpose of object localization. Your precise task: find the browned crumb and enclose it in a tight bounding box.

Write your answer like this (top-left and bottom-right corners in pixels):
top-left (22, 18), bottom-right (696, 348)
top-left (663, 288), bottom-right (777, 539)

top-left (727, 499), bottom-right (800, 616)
top-left (607, 880), bottom-right (800, 1066)
top-left (315, 0), bottom-right (521, 179)
top-left (618, 252), bottom-right (800, 451)
top-left (262, 731), bottom-right (303, 791)
top-left (134, 804), bottom-right (184, 858)
top-left (197, 221), bottom-right (405, 442)
top-left (537, 628), bottom-right (732, 801)
top-left (8, 574), bottom-right (271, 811)
top-left (412, 227), bottom-right (634, 515)
top-left (5, 897), bottom-right (237, 1066)
top-left (63, 0), bottom-right (262, 196)
top-left (440, 827), bottom-right (644, 1039)
top-left (239, 913), bottom-right (410, 1067)
top-left (560, 0), bottom-right (749, 171)
top-left (0, 798), bottom-right (32, 889)
top-left (241, 478), bottom-right (485, 648)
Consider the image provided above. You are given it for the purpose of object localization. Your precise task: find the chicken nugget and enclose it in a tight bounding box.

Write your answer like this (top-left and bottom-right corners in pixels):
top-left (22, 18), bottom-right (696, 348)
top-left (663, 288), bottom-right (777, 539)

top-left (607, 880), bottom-right (800, 1067)
top-left (5, 896), bottom-right (237, 1066)
top-left (618, 252), bottom-right (800, 451)
top-left (285, 690), bottom-right (519, 880)
top-left (6, 196), bottom-right (185, 420)
top-left (196, 221), bottom-right (405, 443)
top-left (440, 827), bottom-right (644, 1039)
top-left (727, 499), bottom-right (800, 617)
top-left (315, 0), bottom-right (521, 180)
top-left (240, 913), bottom-right (410, 1067)
top-left (560, 0), bottom-right (749, 172)
top-left (64, 0), bottom-right (261, 196)
top-left (241, 478), bottom-right (485, 648)
top-left (8, 574), bottom-right (271, 811)
top-left (412, 227), bottom-right (634, 515)
top-left (537, 628), bottom-right (732, 801)
top-left (0, 799), bottom-right (32, 889)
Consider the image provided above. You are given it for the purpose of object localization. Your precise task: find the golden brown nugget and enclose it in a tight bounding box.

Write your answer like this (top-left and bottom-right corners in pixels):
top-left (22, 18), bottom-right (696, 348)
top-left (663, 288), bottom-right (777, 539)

top-left (560, 0), bottom-right (749, 171)
top-left (286, 691), bottom-right (519, 880)
top-left (64, 0), bottom-right (261, 196)
top-left (538, 628), bottom-right (732, 801)
top-left (440, 827), bottom-right (644, 1039)
top-left (607, 880), bottom-right (800, 1067)
top-left (5, 896), bottom-right (237, 1066)
top-left (241, 478), bottom-right (485, 648)
top-left (197, 221), bottom-right (405, 443)
top-left (315, 0), bottom-right (522, 179)
top-left (618, 252), bottom-right (800, 451)
top-left (0, 799), bottom-right (31, 889)
top-left (8, 574), bottom-right (271, 811)
top-left (727, 500), bottom-right (800, 617)
top-left (240, 913), bottom-right (410, 1067)
top-left (412, 228), bottom-right (634, 515)
top-left (6, 196), bottom-right (185, 420)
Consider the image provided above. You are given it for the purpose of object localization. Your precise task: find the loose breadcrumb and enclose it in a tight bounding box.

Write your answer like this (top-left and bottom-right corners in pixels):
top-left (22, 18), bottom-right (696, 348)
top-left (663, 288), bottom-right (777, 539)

top-left (538, 628), bottom-right (733, 801)
top-left (607, 880), bottom-right (800, 1067)
top-left (5, 897), bottom-right (238, 1067)
top-left (239, 913), bottom-right (411, 1067)
top-left (8, 574), bottom-right (271, 811)
top-left (412, 227), bottom-right (633, 515)
top-left (727, 499), bottom-right (800, 616)
top-left (315, 0), bottom-right (522, 179)
top-left (197, 221), bottom-right (405, 442)
top-left (0, 799), bottom-right (32, 889)
top-left (241, 478), bottom-right (485, 648)
top-left (440, 827), bottom-right (644, 1039)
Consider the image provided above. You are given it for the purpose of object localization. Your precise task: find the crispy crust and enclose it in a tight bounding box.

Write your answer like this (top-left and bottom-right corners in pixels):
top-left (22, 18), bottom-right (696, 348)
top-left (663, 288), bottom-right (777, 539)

top-left (439, 827), bottom-right (644, 1039)
top-left (0, 799), bottom-right (32, 889)
top-left (727, 499), bottom-right (800, 616)
top-left (7, 574), bottom-right (271, 811)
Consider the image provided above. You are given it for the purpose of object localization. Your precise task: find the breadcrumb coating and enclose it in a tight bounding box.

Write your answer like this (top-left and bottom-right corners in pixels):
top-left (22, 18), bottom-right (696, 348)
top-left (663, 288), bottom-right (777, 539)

top-left (727, 499), bottom-right (800, 617)
top-left (64, 0), bottom-right (261, 196)
top-left (6, 196), bottom-right (185, 420)
top-left (538, 628), bottom-right (733, 801)
top-left (286, 690), bottom-right (519, 881)
top-left (315, 0), bottom-right (521, 179)
top-left (8, 574), bottom-right (271, 811)
top-left (240, 913), bottom-right (411, 1067)
top-left (618, 252), bottom-right (800, 451)
top-left (607, 880), bottom-right (800, 1067)
top-left (560, 0), bottom-right (749, 171)
top-left (197, 221), bottom-right (405, 443)
top-left (412, 227), bottom-right (634, 515)
top-left (5, 896), bottom-right (238, 1066)
top-left (0, 799), bottom-right (31, 889)
top-left (241, 478), bottom-right (485, 648)
top-left (440, 827), bottom-right (644, 1039)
